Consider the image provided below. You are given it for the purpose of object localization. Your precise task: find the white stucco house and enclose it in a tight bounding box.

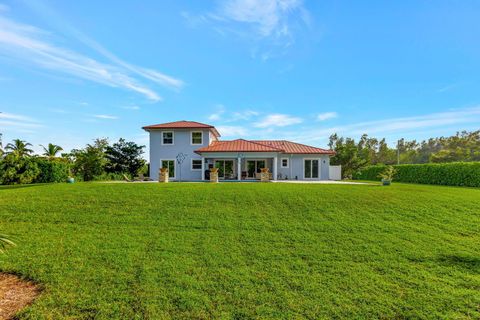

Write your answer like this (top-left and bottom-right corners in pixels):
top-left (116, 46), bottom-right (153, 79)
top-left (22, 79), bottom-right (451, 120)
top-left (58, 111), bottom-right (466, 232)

top-left (142, 120), bottom-right (336, 181)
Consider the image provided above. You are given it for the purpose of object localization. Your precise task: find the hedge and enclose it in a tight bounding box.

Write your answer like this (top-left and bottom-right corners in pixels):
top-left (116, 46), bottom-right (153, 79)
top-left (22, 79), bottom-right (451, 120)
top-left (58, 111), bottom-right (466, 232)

top-left (34, 158), bottom-right (71, 183)
top-left (353, 162), bottom-right (480, 187)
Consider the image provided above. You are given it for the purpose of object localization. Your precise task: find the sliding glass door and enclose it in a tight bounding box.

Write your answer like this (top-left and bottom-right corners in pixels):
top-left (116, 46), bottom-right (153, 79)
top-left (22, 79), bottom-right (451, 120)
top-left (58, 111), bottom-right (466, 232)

top-left (247, 160), bottom-right (266, 178)
top-left (161, 160), bottom-right (175, 178)
top-left (215, 160), bottom-right (235, 179)
top-left (304, 159), bottom-right (319, 179)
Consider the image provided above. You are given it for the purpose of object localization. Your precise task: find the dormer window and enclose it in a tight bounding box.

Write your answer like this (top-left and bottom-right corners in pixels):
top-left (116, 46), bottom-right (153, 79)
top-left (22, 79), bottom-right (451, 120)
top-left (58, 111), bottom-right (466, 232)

top-left (191, 131), bottom-right (203, 145)
top-left (162, 131), bottom-right (174, 145)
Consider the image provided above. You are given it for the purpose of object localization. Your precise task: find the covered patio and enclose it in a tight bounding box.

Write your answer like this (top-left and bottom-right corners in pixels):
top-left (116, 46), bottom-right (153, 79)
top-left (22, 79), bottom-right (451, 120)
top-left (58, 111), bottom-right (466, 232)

top-left (202, 157), bottom-right (276, 181)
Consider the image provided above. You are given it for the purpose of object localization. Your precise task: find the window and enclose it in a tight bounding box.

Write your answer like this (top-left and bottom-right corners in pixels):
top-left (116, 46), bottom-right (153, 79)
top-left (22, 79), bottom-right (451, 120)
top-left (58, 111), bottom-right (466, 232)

top-left (162, 131), bottom-right (174, 145)
top-left (161, 160), bottom-right (175, 178)
top-left (192, 159), bottom-right (202, 170)
top-left (281, 158), bottom-right (289, 168)
top-left (304, 159), bottom-right (319, 179)
top-left (191, 131), bottom-right (203, 145)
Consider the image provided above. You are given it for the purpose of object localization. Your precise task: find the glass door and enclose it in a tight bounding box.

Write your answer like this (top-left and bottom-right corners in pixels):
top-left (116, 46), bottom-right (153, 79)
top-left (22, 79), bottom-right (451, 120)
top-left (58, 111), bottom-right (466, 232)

top-left (215, 160), bottom-right (234, 179)
top-left (246, 160), bottom-right (266, 179)
top-left (304, 159), bottom-right (319, 179)
top-left (161, 160), bottom-right (175, 178)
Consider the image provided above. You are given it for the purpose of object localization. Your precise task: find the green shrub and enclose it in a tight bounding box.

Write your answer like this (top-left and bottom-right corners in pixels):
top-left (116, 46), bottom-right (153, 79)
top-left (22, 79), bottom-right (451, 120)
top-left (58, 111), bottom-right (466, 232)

top-left (353, 162), bottom-right (480, 187)
top-left (34, 158), bottom-right (71, 183)
top-left (0, 154), bottom-right (40, 185)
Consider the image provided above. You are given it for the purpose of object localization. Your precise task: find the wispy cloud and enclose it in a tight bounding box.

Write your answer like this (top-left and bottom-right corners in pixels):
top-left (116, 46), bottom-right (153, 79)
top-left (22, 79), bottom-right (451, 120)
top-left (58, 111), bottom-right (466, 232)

top-left (0, 9), bottom-right (183, 101)
top-left (215, 125), bottom-right (249, 137)
top-left (293, 106), bottom-right (480, 143)
top-left (437, 83), bottom-right (459, 93)
top-left (122, 106), bottom-right (140, 110)
top-left (93, 114), bottom-right (118, 120)
top-left (208, 104), bottom-right (226, 121)
top-left (183, 0), bottom-right (310, 59)
top-left (317, 112), bottom-right (338, 121)
top-left (0, 112), bottom-right (42, 132)
top-left (254, 113), bottom-right (302, 128)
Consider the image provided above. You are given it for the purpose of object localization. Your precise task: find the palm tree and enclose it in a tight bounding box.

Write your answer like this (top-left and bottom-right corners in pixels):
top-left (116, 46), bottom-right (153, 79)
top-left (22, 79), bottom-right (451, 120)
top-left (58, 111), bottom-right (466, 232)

top-left (5, 139), bottom-right (34, 157)
top-left (0, 235), bottom-right (15, 254)
top-left (41, 143), bottom-right (63, 158)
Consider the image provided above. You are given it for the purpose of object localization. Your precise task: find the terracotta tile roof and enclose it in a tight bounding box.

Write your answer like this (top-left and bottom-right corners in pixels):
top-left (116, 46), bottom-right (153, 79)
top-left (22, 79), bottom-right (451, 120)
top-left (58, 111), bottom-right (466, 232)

top-left (195, 139), bottom-right (283, 153)
top-left (142, 120), bottom-right (220, 137)
top-left (196, 139), bottom-right (335, 155)
top-left (253, 140), bottom-right (335, 155)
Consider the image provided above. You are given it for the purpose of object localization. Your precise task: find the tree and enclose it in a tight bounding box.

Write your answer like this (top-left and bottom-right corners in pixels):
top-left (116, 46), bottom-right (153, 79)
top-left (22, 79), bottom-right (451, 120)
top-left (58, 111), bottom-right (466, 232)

top-left (71, 138), bottom-right (108, 181)
top-left (0, 153), bottom-right (40, 184)
top-left (41, 143), bottom-right (64, 158)
top-left (5, 139), bottom-right (34, 157)
top-left (105, 138), bottom-right (145, 176)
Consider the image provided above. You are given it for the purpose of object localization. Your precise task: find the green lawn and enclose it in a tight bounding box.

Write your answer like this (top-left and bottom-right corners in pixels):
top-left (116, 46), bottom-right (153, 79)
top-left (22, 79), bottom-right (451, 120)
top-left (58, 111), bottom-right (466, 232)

top-left (0, 182), bottom-right (479, 319)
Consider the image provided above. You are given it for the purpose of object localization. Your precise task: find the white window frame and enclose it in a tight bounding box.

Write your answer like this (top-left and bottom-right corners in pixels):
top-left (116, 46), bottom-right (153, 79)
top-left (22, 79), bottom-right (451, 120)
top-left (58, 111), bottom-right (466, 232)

top-left (281, 158), bottom-right (289, 168)
top-left (191, 159), bottom-right (203, 171)
top-left (303, 158), bottom-right (320, 179)
top-left (161, 131), bottom-right (174, 145)
top-left (190, 131), bottom-right (203, 145)
top-left (160, 159), bottom-right (176, 179)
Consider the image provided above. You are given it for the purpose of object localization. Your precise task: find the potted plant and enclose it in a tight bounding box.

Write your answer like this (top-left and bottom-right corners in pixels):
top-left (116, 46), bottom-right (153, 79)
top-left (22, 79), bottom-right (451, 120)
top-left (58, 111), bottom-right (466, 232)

top-left (378, 166), bottom-right (396, 186)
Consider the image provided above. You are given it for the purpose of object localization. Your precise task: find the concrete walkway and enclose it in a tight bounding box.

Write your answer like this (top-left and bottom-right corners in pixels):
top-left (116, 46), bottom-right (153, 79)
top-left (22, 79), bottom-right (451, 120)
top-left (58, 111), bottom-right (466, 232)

top-left (272, 180), bottom-right (371, 185)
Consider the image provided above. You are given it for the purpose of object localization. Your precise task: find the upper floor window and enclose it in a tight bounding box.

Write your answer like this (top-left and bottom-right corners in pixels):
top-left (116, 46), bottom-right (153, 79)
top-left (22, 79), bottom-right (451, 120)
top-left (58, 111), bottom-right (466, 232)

top-left (162, 131), bottom-right (174, 145)
top-left (191, 131), bottom-right (203, 145)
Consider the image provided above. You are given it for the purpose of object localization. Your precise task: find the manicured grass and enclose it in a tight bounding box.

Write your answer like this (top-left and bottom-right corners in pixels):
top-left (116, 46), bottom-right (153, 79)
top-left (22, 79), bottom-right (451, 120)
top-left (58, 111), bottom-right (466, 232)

top-left (0, 182), bottom-right (479, 319)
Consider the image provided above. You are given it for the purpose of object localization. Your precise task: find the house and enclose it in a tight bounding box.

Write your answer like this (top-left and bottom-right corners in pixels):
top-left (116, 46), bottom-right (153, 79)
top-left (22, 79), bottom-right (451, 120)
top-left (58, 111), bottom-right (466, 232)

top-left (142, 120), bottom-right (335, 181)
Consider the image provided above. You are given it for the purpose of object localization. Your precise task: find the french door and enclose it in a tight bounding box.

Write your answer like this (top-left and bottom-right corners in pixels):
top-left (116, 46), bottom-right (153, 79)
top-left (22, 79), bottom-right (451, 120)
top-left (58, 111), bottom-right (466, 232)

top-left (161, 160), bottom-right (175, 178)
top-left (304, 159), bottom-right (319, 179)
top-left (247, 160), bottom-right (266, 178)
top-left (215, 160), bottom-right (234, 179)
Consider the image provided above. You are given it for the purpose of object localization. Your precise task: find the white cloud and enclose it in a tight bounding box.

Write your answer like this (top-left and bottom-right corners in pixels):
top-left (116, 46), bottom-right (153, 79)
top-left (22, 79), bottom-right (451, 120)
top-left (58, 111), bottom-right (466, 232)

top-left (122, 106), bottom-right (140, 110)
top-left (93, 114), bottom-right (118, 120)
top-left (0, 112), bottom-right (42, 132)
top-left (254, 113), bottom-right (302, 128)
top-left (0, 11), bottom-right (183, 101)
top-left (208, 104), bottom-right (226, 121)
top-left (231, 110), bottom-right (259, 121)
top-left (317, 112), bottom-right (338, 121)
top-left (294, 106), bottom-right (480, 143)
top-left (215, 125), bottom-right (248, 137)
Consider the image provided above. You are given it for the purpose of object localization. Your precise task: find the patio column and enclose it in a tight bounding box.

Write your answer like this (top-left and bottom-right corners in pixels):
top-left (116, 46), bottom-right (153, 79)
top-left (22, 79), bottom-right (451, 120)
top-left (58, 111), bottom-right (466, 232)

top-left (201, 157), bottom-right (205, 181)
top-left (273, 156), bottom-right (278, 181)
top-left (237, 157), bottom-right (241, 181)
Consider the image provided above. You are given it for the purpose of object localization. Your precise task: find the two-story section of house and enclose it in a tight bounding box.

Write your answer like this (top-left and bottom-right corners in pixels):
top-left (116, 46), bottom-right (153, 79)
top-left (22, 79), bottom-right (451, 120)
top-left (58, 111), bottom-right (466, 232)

top-left (142, 120), bottom-right (335, 181)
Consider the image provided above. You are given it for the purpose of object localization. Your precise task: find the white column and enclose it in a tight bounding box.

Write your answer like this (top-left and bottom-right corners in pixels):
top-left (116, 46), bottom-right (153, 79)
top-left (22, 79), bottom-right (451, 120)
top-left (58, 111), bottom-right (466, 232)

top-left (273, 156), bottom-right (278, 181)
top-left (237, 157), bottom-right (242, 181)
top-left (201, 157), bottom-right (205, 181)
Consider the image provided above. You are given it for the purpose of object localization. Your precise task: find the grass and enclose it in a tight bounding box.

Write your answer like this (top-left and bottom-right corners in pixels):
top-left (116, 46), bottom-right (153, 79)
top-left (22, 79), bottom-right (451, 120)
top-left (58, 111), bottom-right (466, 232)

top-left (0, 182), bottom-right (479, 319)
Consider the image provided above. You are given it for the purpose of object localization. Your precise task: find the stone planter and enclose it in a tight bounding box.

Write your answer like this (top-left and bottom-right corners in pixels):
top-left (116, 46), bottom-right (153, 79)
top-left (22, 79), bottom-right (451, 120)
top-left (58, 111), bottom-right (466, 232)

top-left (381, 179), bottom-right (391, 186)
top-left (159, 168), bottom-right (169, 183)
top-left (210, 168), bottom-right (219, 183)
top-left (260, 168), bottom-right (270, 182)
top-left (67, 177), bottom-right (75, 184)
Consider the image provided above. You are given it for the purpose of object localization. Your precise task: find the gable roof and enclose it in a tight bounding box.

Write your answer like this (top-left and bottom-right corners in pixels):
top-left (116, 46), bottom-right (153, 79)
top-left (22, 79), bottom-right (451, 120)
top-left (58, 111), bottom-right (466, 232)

top-left (196, 139), bottom-right (335, 155)
top-left (252, 140), bottom-right (335, 155)
top-left (195, 139), bottom-right (283, 153)
top-left (142, 120), bottom-right (220, 137)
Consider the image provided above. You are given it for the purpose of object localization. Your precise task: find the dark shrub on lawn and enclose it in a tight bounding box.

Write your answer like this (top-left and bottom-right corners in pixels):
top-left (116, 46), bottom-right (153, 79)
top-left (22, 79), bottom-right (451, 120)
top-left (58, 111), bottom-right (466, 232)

top-left (34, 158), bottom-right (71, 183)
top-left (353, 162), bottom-right (480, 187)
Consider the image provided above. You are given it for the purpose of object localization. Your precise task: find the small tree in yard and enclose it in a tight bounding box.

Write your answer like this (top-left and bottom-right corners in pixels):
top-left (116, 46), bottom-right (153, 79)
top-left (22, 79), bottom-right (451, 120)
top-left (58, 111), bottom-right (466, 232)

top-left (378, 165), bottom-right (396, 186)
top-left (105, 138), bottom-right (145, 177)
top-left (71, 138), bottom-right (108, 181)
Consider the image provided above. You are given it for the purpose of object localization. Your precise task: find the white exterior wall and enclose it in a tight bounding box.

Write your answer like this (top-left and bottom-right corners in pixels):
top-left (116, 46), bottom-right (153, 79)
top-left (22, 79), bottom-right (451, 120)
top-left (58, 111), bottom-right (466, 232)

top-left (276, 154), bottom-right (330, 180)
top-left (148, 129), bottom-right (212, 181)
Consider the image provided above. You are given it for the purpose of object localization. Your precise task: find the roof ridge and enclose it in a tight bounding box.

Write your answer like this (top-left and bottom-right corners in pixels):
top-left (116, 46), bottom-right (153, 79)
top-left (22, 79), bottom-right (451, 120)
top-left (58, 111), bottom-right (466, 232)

top-left (244, 139), bottom-right (285, 151)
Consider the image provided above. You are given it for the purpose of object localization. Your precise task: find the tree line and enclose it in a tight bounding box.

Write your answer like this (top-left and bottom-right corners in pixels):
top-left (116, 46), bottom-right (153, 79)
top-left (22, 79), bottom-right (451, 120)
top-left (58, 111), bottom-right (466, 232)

top-left (329, 130), bottom-right (480, 178)
top-left (0, 136), bottom-right (146, 184)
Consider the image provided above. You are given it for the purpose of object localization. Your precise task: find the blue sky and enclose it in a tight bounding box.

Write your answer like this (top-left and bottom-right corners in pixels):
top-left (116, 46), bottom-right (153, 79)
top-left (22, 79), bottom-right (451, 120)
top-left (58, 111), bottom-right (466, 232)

top-left (1, 0), bottom-right (479, 154)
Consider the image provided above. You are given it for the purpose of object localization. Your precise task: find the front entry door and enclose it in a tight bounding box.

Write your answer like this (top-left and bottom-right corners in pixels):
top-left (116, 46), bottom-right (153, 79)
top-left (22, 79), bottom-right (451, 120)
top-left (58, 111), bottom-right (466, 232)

top-left (215, 160), bottom-right (234, 179)
top-left (247, 160), bottom-right (266, 178)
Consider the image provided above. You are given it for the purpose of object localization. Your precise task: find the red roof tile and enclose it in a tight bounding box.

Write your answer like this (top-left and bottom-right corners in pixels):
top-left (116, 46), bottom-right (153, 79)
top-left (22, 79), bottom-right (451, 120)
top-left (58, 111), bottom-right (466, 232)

top-left (196, 139), bottom-right (335, 155)
top-left (253, 140), bottom-right (335, 155)
top-left (195, 139), bottom-right (283, 153)
top-left (142, 120), bottom-right (220, 137)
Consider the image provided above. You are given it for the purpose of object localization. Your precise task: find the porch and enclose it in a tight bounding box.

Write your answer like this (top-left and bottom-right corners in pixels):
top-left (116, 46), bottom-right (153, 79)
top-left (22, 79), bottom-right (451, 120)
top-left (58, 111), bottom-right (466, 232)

top-left (202, 157), bottom-right (278, 181)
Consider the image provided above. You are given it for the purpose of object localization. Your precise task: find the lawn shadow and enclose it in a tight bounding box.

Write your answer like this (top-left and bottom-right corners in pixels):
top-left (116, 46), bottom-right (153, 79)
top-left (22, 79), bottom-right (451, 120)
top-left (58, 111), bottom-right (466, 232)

top-left (436, 254), bottom-right (480, 273)
top-left (0, 184), bottom-right (50, 191)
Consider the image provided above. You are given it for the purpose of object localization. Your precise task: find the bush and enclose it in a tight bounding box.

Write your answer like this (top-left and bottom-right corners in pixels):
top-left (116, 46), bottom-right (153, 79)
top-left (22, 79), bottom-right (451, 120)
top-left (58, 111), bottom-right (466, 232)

top-left (0, 155), bottom-right (40, 185)
top-left (34, 158), bottom-right (71, 183)
top-left (353, 162), bottom-right (480, 187)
